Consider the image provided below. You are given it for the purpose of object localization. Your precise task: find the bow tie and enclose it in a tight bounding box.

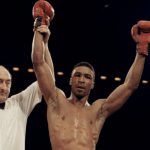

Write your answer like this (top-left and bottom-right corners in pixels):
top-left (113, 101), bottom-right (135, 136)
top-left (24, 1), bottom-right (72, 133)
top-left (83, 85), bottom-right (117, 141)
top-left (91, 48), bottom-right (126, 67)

top-left (0, 102), bottom-right (5, 109)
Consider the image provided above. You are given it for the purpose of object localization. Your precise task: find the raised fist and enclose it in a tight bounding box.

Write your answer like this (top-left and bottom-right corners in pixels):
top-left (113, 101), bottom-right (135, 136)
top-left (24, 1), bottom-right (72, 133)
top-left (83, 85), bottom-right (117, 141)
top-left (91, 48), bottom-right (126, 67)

top-left (131, 20), bottom-right (150, 56)
top-left (32, 0), bottom-right (55, 28)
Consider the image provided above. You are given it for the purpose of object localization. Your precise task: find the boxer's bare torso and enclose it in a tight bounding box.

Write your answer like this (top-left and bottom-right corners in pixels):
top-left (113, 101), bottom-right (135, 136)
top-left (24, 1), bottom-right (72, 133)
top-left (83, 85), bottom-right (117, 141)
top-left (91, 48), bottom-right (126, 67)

top-left (47, 96), bottom-right (105, 150)
top-left (32, 19), bottom-right (148, 150)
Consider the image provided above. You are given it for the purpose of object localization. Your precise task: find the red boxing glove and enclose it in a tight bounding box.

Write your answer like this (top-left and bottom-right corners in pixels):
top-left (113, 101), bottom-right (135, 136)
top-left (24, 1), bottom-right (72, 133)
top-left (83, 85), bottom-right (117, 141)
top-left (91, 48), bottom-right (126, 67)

top-left (32, 0), bottom-right (55, 27)
top-left (131, 20), bottom-right (150, 56)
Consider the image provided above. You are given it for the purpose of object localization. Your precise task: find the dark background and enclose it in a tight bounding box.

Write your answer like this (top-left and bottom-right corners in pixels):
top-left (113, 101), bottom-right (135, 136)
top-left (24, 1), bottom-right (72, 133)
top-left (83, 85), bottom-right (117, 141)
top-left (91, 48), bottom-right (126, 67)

top-left (1, 0), bottom-right (150, 149)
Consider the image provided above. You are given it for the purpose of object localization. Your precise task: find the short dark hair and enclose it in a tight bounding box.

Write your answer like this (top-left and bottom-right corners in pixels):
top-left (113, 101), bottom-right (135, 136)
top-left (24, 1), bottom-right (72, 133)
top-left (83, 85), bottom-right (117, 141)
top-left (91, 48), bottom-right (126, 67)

top-left (73, 61), bottom-right (95, 75)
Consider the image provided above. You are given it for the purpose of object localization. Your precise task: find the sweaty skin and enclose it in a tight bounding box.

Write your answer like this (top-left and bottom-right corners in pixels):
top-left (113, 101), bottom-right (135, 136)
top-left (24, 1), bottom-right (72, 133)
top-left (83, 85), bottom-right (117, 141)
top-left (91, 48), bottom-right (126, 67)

top-left (32, 25), bottom-right (146, 150)
top-left (46, 67), bottom-right (105, 150)
top-left (47, 98), bottom-right (105, 150)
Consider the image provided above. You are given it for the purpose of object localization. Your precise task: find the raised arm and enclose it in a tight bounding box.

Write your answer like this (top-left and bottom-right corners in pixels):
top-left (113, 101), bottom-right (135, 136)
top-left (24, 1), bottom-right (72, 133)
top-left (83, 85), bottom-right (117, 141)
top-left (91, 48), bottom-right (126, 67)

top-left (99, 20), bottom-right (150, 117)
top-left (31, 26), bottom-right (57, 103)
top-left (31, 0), bottom-right (59, 104)
top-left (42, 24), bottom-right (55, 78)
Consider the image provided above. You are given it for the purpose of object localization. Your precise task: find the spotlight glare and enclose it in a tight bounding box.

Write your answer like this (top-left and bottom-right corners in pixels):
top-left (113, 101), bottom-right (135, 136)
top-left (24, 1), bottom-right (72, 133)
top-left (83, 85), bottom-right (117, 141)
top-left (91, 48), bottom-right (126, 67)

top-left (100, 75), bottom-right (107, 80)
top-left (114, 77), bottom-right (121, 81)
top-left (28, 68), bottom-right (34, 73)
top-left (12, 67), bottom-right (20, 72)
top-left (57, 71), bottom-right (64, 76)
top-left (142, 80), bottom-right (149, 84)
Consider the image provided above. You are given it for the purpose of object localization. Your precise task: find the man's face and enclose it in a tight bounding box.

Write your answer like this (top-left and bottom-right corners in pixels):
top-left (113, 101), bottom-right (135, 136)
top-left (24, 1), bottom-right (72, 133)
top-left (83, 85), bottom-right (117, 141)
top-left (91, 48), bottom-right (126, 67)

top-left (0, 67), bottom-right (11, 103)
top-left (70, 66), bottom-right (95, 99)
